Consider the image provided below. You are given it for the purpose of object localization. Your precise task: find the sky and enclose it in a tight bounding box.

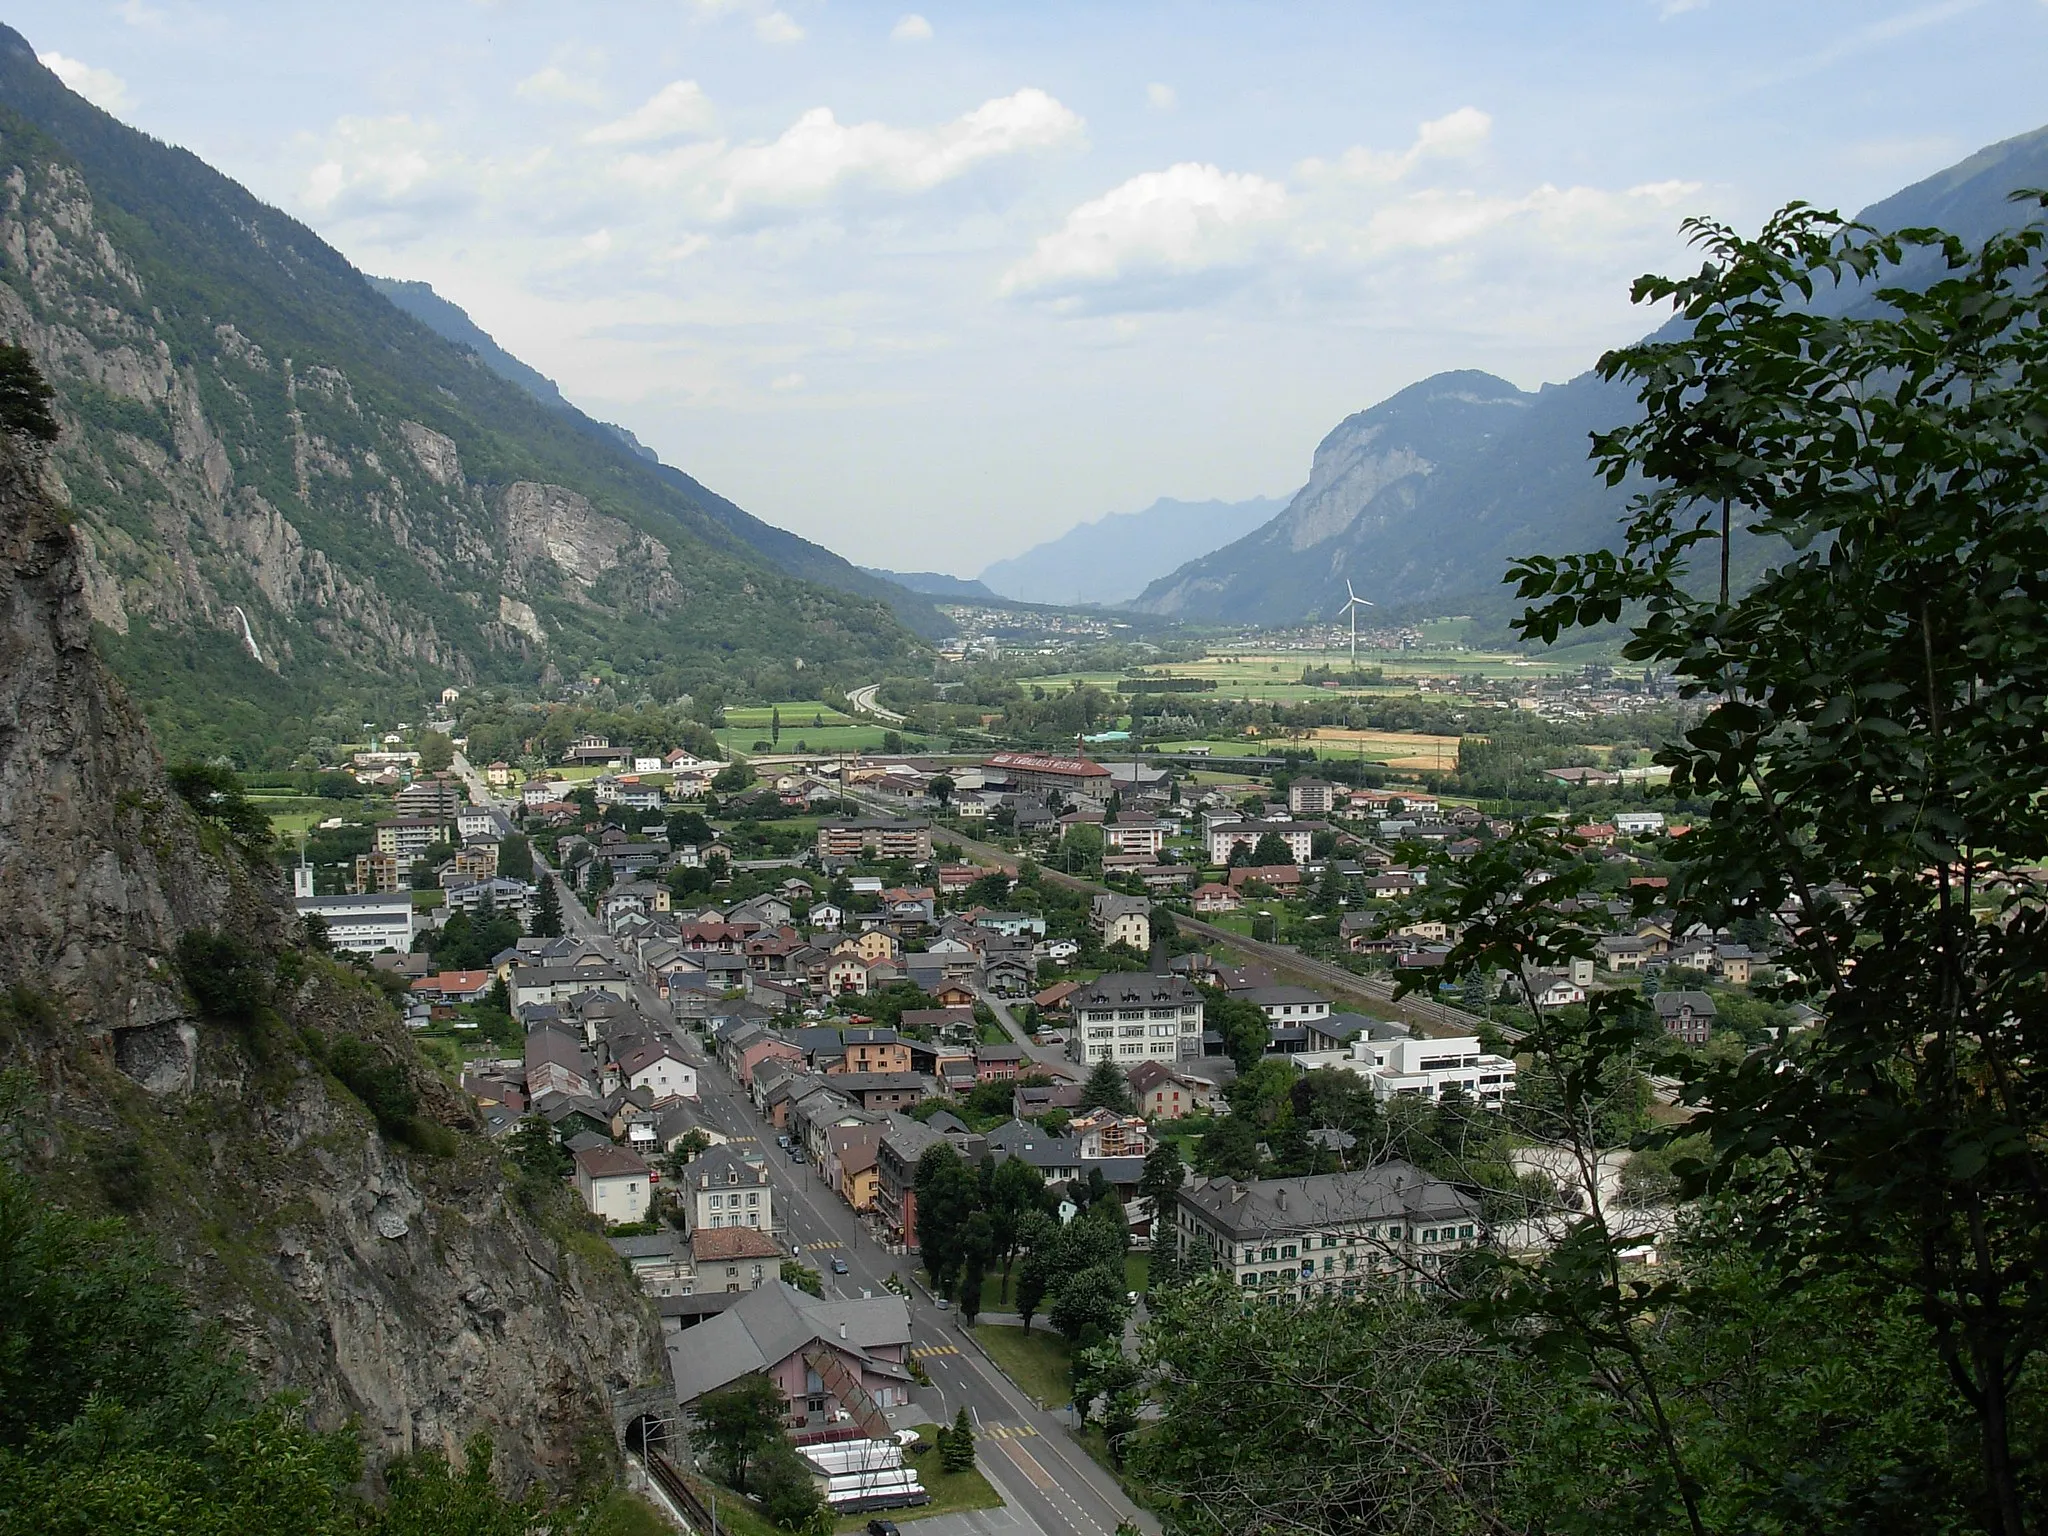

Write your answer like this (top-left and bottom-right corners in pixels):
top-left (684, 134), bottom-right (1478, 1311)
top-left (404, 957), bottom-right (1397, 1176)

top-left (17, 1), bottom-right (2048, 574)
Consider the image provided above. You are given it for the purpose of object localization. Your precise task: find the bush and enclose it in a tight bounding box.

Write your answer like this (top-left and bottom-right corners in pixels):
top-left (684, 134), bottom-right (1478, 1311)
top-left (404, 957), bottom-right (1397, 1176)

top-left (326, 1035), bottom-right (418, 1137)
top-left (174, 930), bottom-right (269, 1023)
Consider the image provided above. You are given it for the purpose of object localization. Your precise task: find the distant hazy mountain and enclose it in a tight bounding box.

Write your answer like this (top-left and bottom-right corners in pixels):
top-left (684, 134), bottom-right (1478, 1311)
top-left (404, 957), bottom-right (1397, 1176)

top-left (979, 495), bottom-right (1288, 607)
top-left (860, 568), bottom-right (1000, 600)
top-left (1131, 124), bottom-right (2048, 627)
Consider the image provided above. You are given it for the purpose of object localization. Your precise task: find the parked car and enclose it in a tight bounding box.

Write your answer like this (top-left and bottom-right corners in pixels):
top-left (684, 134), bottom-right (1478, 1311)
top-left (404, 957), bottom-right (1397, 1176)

top-left (867, 1521), bottom-right (901, 1536)
top-left (832, 1257), bottom-right (849, 1275)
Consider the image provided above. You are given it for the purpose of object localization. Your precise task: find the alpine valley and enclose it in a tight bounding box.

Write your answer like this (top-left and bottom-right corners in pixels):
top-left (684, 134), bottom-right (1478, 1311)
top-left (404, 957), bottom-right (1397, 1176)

top-left (0, 28), bottom-right (937, 767)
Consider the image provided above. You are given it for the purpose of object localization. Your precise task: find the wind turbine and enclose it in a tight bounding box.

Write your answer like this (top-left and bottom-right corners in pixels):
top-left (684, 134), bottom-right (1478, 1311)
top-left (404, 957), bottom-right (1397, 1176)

top-left (1339, 580), bottom-right (1373, 672)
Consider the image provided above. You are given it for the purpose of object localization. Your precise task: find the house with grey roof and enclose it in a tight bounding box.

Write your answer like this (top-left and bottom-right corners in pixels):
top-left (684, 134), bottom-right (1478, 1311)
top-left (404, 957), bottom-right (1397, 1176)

top-left (1174, 1162), bottom-right (1481, 1300)
top-left (667, 1281), bottom-right (915, 1437)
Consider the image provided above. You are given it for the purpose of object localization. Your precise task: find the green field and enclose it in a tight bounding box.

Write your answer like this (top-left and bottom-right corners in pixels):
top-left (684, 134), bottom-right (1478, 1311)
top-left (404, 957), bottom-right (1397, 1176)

top-left (972, 1324), bottom-right (1074, 1410)
top-left (252, 796), bottom-right (374, 840)
top-left (716, 722), bottom-right (900, 756)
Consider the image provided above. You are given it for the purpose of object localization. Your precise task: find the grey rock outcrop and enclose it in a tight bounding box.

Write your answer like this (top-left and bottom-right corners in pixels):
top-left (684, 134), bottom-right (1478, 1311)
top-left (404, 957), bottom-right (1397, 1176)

top-left (0, 431), bottom-right (663, 1489)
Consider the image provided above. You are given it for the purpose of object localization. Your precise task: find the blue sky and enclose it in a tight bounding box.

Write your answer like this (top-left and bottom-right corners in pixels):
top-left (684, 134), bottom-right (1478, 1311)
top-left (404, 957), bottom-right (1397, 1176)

top-left (18, 1), bottom-right (2046, 573)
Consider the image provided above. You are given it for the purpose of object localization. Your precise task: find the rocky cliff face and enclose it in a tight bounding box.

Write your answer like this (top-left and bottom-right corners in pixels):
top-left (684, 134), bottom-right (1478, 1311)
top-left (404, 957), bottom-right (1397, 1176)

top-left (0, 431), bottom-right (663, 1488)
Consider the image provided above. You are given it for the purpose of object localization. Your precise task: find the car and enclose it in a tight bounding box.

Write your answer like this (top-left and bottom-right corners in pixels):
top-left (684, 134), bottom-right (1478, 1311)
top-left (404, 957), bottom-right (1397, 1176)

top-left (776, 1134), bottom-right (791, 1148)
top-left (832, 1257), bottom-right (849, 1275)
top-left (867, 1521), bottom-right (901, 1536)
top-left (934, 1297), bottom-right (949, 1310)
top-left (792, 1151), bottom-right (807, 1164)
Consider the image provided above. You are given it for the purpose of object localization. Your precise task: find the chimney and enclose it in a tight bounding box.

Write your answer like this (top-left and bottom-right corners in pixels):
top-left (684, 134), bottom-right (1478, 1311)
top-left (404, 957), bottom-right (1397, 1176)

top-left (839, 1323), bottom-right (848, 1340)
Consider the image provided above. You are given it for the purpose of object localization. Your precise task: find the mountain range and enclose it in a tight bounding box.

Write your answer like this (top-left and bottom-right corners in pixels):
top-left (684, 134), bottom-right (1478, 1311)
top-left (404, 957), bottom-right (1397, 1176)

top-left (0, 26), bottom-right (934, 764)
top-left (979, 494), bottom-right (1287, 607)
top-left (1131, 123), bottom-right (2048, 627)
top-left (860, 567), bottom-right (1001, 600)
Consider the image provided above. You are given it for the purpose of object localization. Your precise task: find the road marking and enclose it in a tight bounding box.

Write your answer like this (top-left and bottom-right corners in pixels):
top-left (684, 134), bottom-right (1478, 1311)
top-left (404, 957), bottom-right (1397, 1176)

top-left (911, 1344), bottom-right (961, 1359)
top-left (981, 1422), bottom-right (1039, 1439)
top-left (997, 1439), bottom-right (1058, 1491)
top-left (805, 1239), bottom-right (844, 1250)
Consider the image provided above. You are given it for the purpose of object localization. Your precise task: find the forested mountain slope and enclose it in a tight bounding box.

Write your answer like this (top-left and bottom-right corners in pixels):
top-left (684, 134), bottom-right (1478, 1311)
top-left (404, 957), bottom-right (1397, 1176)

top-left (1131, 123), bottom-right (2048, 627)
top-left (0, 27), bottom-right (924, 765)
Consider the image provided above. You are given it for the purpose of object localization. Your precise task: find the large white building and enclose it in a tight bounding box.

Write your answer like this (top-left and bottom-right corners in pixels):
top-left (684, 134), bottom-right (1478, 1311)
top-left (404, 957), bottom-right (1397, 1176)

top-left (1067, 973), bottom-right (1205, 1066)
top-left (1207, 819), bottom-right (1318, 865)
top-left (575, 1144), bottom-right (653, 1224)
top-left (294, 892), bottom-right (418, 955)
top-left (1294, 1032), bottom-right (1519, 1107)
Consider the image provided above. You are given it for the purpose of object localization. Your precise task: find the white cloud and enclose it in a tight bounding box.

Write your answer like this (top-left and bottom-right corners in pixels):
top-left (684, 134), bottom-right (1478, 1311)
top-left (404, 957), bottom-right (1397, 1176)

top-left (38, 52), bottom-right (130, 113)
top-left (301, 115), bottom-right (446, 213)
top-left (1001, 162), bottom-right (1289, 295)
top-left (114, 0), bottom-right (170, 31)
top-left (769, 371), bottom-right (807, 390)
top-left (703, 88), bottom-right (1083, 216)
top-left (1298, 107), bottom-right (1492, 184)
top-left (1145, 82), bottom-right (1177, 111)
top-left (1659, 0), bottom-right (1710, 15)
top-left (892, 13), bottom-right (934, 42)
top-left (756, 11), bottom-right (806, 44)
top-left (516, 65), bottom-right (609, 107)
top-left (584, 81), bottom-right (716, 145)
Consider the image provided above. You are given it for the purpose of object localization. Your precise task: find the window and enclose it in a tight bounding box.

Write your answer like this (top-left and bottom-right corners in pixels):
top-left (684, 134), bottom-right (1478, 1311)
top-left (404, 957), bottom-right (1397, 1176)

top-left (1280, 1244), bottom-right (1297, 1259)
top-left (708, 1194), bottom-right (723, 1209)
top-left (1244, 1249), bottom-right (1256, 1265)
top-left (1261, 1246), bottom-right (1276, 1262)
top-left (1241, 1272), bottom-right (1257, 1287)
top-left (1459, 1224), bottom-right (1475, 1240)
top-left (747, 1193), bottom-right (760, 1206)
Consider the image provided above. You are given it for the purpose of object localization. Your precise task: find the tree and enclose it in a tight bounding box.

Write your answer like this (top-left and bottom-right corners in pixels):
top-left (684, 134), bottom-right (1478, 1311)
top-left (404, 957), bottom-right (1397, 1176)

top-left (529, 876), bottom-right (564, 938)
top-left (942, 1407), bottom-right (976, 1473)
top-left (930, 774), bottom-right (955, 808)
top-left (505, 1115), bottom-right (569, 1180)
top-left (913, 1143), bottom-right (978, 1295)
top-left (690, 1374), bottom-right (786, 1492)
top-left (1015, 1251), bottom-right (1049, 1333)
top-left (663, 1131), bottom-right (711, 1182)
top-left (1249, 831), bottom-right (1294, 867)
top-left (1194, 1113), bottom-right (1261, 1180)
top-left (0, 343), bottom-right (59, 441)
top-left (1049, 1263), bottom-right (1130, 1348)
top-left (780, 1260), bottom-right (823, 1297)
top-left (1200, 987), bottom-right (1270, 1073)
top-left (958, 1211), bottom-right (994, 1321)
top-left (1434, 202), bottom-right (2048, 1534)
top-left (710, 760), bottom-right (754, 794)
top-left (1137, 1140), bottom-right (1185, 1237)
top-left (496, 832), bottom-right (533, 883)
top-left (417, 731), bottom-right (454, 773)
top-left (770, 706), bottom-right (781, 746)
top-left (753, 1439), bottom-right (825, 1530)
top-left (1080, 1057), bottom-right (1133, 1113)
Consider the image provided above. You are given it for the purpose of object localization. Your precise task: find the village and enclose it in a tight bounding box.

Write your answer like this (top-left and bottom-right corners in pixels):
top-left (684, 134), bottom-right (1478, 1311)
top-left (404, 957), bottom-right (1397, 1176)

top-left (277, 707), bottom-right (1802, 1524)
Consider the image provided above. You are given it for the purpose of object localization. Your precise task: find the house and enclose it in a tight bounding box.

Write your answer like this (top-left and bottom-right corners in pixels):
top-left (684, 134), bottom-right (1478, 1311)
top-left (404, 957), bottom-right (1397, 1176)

top-left (974, 1043), bottom-right (1026, 1083)
top-left (1713, 945), bottom-right (1758, 986)
top-left (1173, 1163), bottom-right (1482, 1300)
top-left (1615, 810), bottom-right (1666, 836)
top-left (831, 1028), bottom-right (913, 1076)
top-left (1090, 893), bottom-right (1153, 954)
top-left (690, 1227), bottom-right (785, 1295)
top-left (1128, 1061), bottom-right (1223, 1120)
top-left (932, 978), bottom-right (980, 1009)
top-left (1069, 1107), bottom-right (1147, 1158)
top-left (617, 1040), bottom-right (699, 1102)
top-left (409, 969), bottom-right (493, 1005)
top-left (830, 1072), bottom-right (932, 1113)
top-left (1190, 882), bottom-right (1240, 914)
top-left (981, 751), bottom-right (1113, 803)
top-left (1031, 980), bottom-right (1080, 1014)
top-left (374, 817), bottom-right (448, 862)
top-left (815, 818), bottom-right (933, 868)
top-left (1239, 986), bottom-right (1332, 1027)
top-left (826, 1124), bottom-right (884, 1211)
top-left (688, 1145), bottom-right (776, 1232)
top-left (1294, 1031), bottom-right (1518, 1107)
top-left (1654, 990), bottom-right (1716, 1046)
top-left (1226, 865), bottom-right (1302, 894)
top-left (1287, 778), bottom-right (1337, 816)
top-left (294, 892), bottom-right (418, 955)
top-left (611, 1228), bottom-right (695, 1297)
top-left (975, 911), bottom-right (1047, 940)
top-left (1543, 766), bottom-right (1621, 787)
top-left (666, 1280), bottom-right (915, 1436)
top-left (1597, 934), bottom-right (1650, 972)
top-left (835, 930), bottom-right (900, 965)
top-left (1207, 820), bottom-right (1319, 865)
top-left (574, 1145), bottom-right (653, 1225)
top-left (1016, 1082), bottom-right (1085, 1117)
top-left (1067, 974), bottom-right (1206, 1066)
top-left (983, 1118), bottom-right (1082, 1184)
top-left (525, 1025), bottom-right (597, 1100)
top-left (1104, 814), bottom-right (1169, 858)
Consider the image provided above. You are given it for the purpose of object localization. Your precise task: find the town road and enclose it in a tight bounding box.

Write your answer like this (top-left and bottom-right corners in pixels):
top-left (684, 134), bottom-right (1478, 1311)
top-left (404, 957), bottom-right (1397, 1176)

top-left (536, 862), bottom-right (1154, 1536)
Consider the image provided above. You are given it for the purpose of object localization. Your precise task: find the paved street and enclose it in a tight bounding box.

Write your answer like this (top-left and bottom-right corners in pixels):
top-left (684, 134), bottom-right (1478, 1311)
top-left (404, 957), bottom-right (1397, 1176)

top-left (538, 863), bottom-right (1153, 1536)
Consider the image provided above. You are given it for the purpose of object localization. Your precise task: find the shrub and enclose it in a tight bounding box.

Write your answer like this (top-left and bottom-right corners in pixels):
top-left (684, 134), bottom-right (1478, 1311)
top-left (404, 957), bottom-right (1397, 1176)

top-left (174, 930), bottom-right (269, 1023)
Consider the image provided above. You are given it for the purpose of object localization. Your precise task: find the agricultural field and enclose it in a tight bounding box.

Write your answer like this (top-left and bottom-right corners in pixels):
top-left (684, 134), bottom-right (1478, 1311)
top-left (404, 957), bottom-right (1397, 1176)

top-left (249, 795), bottom-right (375, 841)
top-left (1151, 729), bottom-right (1463, 771)
top-left (712, 701), bottom-right (907, 757)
